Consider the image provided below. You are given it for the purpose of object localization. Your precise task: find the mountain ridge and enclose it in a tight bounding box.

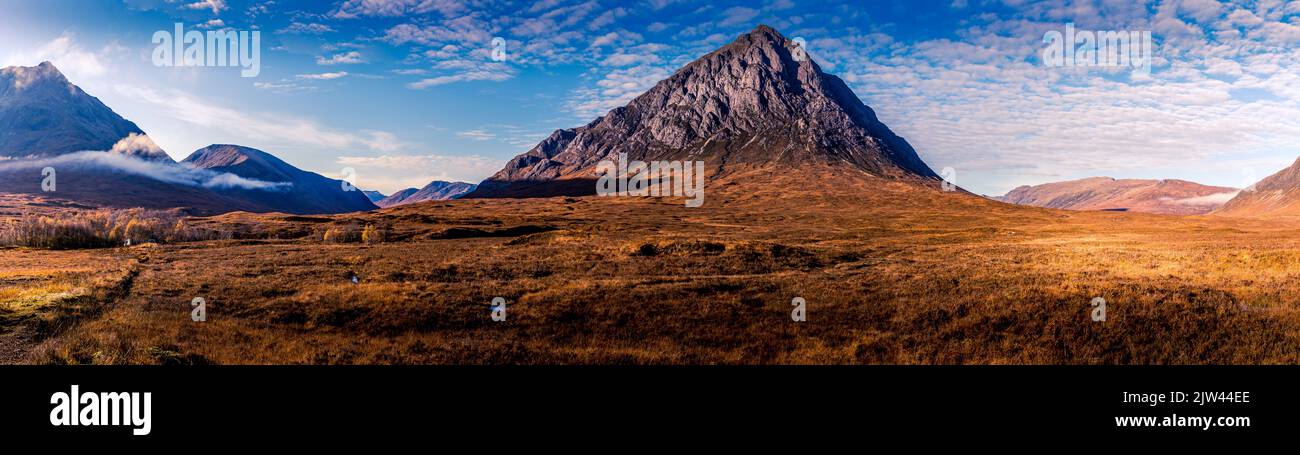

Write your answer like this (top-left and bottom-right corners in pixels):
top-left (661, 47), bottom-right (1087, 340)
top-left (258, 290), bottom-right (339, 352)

top-left (997, 176), bottom-right (1238, 215)
top-left (182, 144), bottom-right (379, 214)
top-left (377, 181), bottom-right (477, 207)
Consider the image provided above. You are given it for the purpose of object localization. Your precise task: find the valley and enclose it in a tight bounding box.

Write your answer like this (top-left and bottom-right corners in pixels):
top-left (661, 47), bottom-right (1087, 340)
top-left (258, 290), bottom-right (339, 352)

top-left (5, 168), bottom-right (1300, 364)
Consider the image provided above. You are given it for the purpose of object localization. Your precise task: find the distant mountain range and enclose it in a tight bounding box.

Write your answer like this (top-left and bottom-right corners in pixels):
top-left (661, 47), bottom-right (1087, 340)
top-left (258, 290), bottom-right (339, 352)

top-left (376, 181), bottom-right (477, 208)
top-left (0, 62), bottom-right (375, 215)
top-left (996, 177), bottom-right (1239, 215)
top-left (466, 25), bottom-right (940, 199)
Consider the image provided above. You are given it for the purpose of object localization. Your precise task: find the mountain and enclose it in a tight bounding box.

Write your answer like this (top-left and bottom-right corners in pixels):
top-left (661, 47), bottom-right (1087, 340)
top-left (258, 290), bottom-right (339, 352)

top-left (1216, 157), bottom-right (1300, 217)
top-left (362, 190), bottom-right (386, 203)
top-left (376, 188), bottom-right (418, 207)
top-left (0, 62), bottom-right (272, 214)
top-left (182, 144), bottom-right (378, 214)
top-left (0, 62), bottom-right (145, 158)
top-left (996, 177), bottom-right (1237, 215)
top-left (0, 62), bottom-right (376, 215)
top-left (466, 25), bottom-right (939, 199)
top-left (376, 181), bottom-right (477, 208)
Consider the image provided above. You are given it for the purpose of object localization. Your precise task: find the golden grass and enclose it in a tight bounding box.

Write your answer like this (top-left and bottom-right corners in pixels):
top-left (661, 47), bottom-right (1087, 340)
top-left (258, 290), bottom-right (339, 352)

top-left (0, 208), bottom-right (224, 249)
top-left (8, 167), bottom-right (1300, 364)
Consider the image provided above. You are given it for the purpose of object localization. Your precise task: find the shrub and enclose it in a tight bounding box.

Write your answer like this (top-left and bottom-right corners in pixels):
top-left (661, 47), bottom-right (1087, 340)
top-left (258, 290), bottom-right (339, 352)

top-left (0, 209), bottom-right (222, 250)
top-left (361, 224), bottom-right (389, 244)
top-left (322, 224), bottom-right (362, 243)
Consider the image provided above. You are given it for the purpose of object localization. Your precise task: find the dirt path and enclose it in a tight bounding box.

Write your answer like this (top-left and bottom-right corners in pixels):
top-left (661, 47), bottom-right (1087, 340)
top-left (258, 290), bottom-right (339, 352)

top-left (0, 324), bottom-right (37, 364)
top-left (0, 263), bottom-right (140, 364)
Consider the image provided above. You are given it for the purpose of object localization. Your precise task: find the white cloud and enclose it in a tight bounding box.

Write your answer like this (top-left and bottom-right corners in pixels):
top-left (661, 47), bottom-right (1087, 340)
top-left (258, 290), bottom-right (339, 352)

top-left (809, 7), bottom-right (1300, 195)
top-left (317, 51), bottom-right (365, 65)
top-left (332, 0), bottom-right (467, 18)
top-left (253, 81), bottom-right (317, 93)
top-left (296, 71), bottom-right (349, 80)
top-left (1172, 191), bottom-right (1241, 206)
top-left (1, 33), bottom-right (107, 82)
top-left (568, 64), bottom-right (672, 120)
top-left (197, 19), bottom-right (225, 29)
top-left (719, 7), bottom-right (759, 27)
top-left (113, 84), bottom-right (402, 155)
top-left (0, 151), bottom-right (288, 191)
top-left (603, 52), bottom-right (661, 66)
top-left (406, 63), bottom-right (513, 89)
top-left (382, 19), bottom-right (493, 46)
top-left (457, 129), bottom-right (495, 140)
top-left (279, 22), bottom-right (335, 34)
top-left (184, 0), bottom-right (227, 14)
top-left (109, 133), bottom-right (168, 159)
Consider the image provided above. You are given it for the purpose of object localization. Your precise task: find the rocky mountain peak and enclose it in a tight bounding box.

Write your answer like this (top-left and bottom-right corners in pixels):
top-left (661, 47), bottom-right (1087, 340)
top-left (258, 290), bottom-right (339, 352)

top-left (0, 61), bottom-right (70, 91)
top-left (0, 61), bottom-right (144, 158)
top-left (469, 24), bottom-right (939, 198)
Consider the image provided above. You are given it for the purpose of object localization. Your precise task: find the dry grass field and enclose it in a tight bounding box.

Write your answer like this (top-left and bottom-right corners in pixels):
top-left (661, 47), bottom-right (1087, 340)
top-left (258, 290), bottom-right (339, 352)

top-left (5, 167), bottom-right (1300, 364)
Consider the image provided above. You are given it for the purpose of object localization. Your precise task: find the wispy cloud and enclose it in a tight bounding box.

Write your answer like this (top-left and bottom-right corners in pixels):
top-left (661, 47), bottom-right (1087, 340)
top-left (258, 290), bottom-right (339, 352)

top-left (0, 151), bottom-right (288, 191)
top-left (113, 84), bottom-right (401, 154)
top-left (317, 51), bottom-right (365, 65)
top-left (407, 66), bottom-right (512, 89)
top-left (279, 22), bottom-right (335, 35)
top-left (332, 0), bottom-right (467, 18)
top-left (296, 71), bottom-right (349, 80)
top-left (457, 129), bottom-right (495, 141)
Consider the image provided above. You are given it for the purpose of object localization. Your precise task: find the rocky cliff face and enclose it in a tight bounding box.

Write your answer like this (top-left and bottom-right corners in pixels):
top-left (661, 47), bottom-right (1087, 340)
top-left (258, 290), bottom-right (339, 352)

top-left (467, 25), bottom-right (939, 198)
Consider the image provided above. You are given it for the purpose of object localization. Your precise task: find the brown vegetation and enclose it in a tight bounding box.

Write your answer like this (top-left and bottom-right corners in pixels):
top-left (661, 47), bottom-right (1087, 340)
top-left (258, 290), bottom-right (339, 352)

top-left (0, 208), bottom-right (225, 249)
top-left (5, 167), bottom-right (1300, 364)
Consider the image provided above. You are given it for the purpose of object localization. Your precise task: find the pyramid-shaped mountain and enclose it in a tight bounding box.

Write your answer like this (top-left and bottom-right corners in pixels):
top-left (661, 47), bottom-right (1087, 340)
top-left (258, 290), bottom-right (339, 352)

top-left (467, 25), bottom-right (939, 198)
top-left (0, 62), bottom-right (146, 158)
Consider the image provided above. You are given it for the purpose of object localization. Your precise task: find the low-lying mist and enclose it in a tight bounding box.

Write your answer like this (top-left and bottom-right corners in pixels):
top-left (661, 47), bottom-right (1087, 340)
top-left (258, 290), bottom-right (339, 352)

top-left (0, 150), bottom-right (290, 191)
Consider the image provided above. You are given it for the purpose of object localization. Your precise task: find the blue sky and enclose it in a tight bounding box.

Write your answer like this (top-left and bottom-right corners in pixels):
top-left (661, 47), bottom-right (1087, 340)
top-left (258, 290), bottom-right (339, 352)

top-left (3, 0), bottom-right (1300, 195)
